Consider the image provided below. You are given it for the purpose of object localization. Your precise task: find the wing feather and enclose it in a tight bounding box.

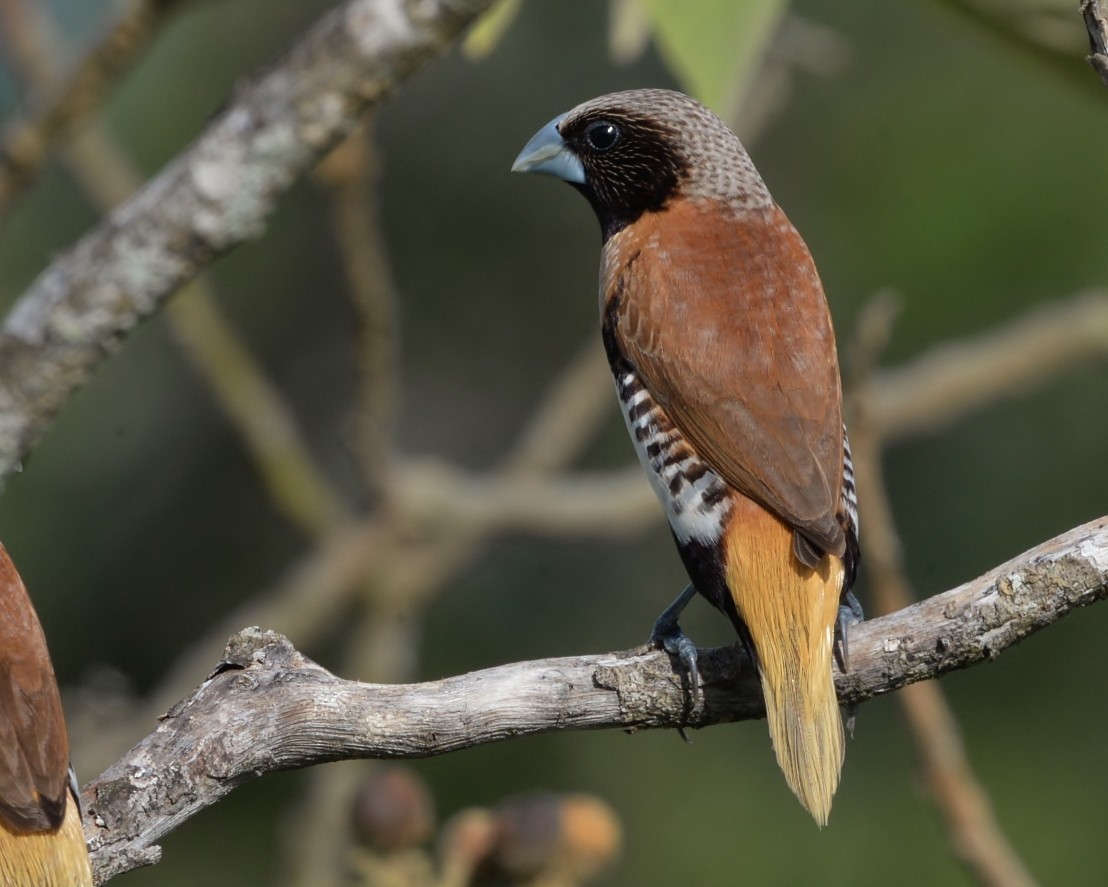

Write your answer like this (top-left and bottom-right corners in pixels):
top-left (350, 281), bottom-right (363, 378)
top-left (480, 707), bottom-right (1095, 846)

top-left (603, 199), bottom-right (845, 556)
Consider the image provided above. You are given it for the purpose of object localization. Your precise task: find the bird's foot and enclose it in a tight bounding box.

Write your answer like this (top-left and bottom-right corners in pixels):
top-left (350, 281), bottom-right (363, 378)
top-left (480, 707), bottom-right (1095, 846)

top-left (836, 590), bottom-right (864, 736)
top-left (650, 584), bottom-right (700, 706)
top-left (834, 590), bottom-right (864, 673)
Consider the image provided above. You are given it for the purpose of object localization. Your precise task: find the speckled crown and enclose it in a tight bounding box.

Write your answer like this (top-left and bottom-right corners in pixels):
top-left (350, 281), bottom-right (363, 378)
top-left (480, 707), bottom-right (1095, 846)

top-left (561, 89), bottom-right (773, 211)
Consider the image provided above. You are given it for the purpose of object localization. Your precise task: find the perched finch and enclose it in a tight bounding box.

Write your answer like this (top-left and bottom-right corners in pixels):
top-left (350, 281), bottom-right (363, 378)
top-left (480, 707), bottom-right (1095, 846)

top-left (514, 89), bottom-right (860, 824)
top-left (0, 544), bottom-right (92, 884)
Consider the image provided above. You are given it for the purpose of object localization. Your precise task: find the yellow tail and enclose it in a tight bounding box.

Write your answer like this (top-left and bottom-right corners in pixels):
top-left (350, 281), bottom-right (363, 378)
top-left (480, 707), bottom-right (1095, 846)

top-left (723, 498), bottom-right (845, 826)
top-left (0, 795), bottom-right (93, 887)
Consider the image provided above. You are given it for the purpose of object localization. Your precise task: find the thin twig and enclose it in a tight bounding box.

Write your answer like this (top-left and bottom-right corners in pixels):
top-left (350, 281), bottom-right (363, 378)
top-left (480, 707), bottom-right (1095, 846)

top-left (849, 299), bottom-right (1040, 887)
top-left (166, 290), bottom-right (350, 533)
top-left (0, 0), bottom-right (191, 215)
top-left (389, 460), bottom-right (654, 536)
top-left (315, 123), bottom-right (401, 494)
top-left (499, 338), bottom-right (613, 475)
top-left (0, 0), bottom-right (63, 89)
top-left (81, 515), bottom-right (1108, 882)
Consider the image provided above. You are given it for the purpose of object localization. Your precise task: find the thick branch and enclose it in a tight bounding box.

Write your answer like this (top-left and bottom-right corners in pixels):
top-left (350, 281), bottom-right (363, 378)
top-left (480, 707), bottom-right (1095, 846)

top-left (81, 517), bottom-right (1107, 883)
top-left (0, 0), bottom-right (495, 480)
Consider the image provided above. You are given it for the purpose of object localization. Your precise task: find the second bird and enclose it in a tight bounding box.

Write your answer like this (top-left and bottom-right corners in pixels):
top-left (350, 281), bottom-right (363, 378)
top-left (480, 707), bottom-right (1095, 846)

top-left (513, 89), bottom-right (860, 825)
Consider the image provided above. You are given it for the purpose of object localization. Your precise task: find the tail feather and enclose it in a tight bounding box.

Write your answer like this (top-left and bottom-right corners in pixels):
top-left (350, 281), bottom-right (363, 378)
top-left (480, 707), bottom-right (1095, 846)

top-left (724, 499), bottom-right (845, 826)
top-left (0, 793), bottom-right (92, 886)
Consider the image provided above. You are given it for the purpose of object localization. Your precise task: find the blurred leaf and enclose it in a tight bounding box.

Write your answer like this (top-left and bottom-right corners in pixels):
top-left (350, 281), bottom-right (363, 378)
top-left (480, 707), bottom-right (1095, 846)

top-left (634, 0), bottom-right (787, 116)
top-left (608, 0), bottom-right (652, 64)
top-left (463, 0), bottom-right (523, 59)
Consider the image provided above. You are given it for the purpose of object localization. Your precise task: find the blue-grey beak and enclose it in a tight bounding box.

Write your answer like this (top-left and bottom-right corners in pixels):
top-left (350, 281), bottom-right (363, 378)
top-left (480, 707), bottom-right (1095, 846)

top-left (511, 114), bottom-right (586, 184)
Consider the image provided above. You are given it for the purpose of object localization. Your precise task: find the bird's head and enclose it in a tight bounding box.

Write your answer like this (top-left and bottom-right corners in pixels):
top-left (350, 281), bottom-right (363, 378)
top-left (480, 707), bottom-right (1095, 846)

top-left (512, 89), bottom-right (772, 241)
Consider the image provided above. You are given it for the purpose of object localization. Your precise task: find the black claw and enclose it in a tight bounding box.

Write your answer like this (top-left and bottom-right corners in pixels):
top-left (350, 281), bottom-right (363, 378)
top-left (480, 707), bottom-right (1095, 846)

top-left (835, 591), bottom-right (864, 673)
top-left (844, 589), bottom-right (864, 623)
top-left (844, 706), bottom-right (858, 738)
top-left (835, 591), bottom-right (863, 734)
top-left (835, 607), bottom-right (851, 673)
top-left (656, 626), bottom-right (700, 701)
top-left (650, 584), bottom-right (701, 711)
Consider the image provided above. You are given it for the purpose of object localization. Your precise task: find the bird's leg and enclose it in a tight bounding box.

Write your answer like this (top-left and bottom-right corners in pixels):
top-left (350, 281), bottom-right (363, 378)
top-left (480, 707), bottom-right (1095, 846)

top-left (834, 589), bottom-right (864, 672)
top-left (650, 583), bottom-right (701, 703)
top-left (836, 589), bottom-right (864, 734)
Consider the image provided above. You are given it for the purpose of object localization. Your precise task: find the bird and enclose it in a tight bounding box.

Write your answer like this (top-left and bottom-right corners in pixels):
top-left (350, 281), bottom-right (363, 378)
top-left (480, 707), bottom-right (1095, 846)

top-left (0, 543), bottom-right (93, 885)
top-left (512, 89), bottom-right (860, 825)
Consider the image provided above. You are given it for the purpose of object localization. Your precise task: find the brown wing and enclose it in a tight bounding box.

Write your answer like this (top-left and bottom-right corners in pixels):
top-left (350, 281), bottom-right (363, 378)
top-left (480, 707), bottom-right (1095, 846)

top-left (603, 198), bottom-right (845, 556)
top-left (0, 544), bottom-right (70, 833)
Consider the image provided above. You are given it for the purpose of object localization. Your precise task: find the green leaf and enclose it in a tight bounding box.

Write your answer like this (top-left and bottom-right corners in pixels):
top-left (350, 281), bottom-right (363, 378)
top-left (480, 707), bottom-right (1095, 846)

top-left (632, 0), bottom-right (787, 118)
top-left (463, 0), bottom-right (524, 59)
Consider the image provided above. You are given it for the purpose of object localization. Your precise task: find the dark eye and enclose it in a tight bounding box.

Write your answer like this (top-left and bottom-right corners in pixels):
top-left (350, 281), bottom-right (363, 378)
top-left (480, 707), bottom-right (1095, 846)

top-left (584, 121), bottom-right (621, 152)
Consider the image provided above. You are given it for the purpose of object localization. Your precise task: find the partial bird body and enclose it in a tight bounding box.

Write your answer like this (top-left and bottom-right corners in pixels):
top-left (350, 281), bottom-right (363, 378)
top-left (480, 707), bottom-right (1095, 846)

top-left (0, 797), bottom-right (91, 887)
top-left (0, 544), bottom-right (92, 885)
top-left (514, 89), bottom-right (859, 824)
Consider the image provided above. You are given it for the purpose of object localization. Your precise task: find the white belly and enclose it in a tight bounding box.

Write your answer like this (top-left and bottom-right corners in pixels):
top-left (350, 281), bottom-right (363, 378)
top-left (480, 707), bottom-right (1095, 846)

top-left (615, 370), bottom-right (732, 546)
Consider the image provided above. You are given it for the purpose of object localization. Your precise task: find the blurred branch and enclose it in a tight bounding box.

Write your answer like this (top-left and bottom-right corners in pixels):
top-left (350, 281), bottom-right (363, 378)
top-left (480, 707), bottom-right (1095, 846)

top-left (166, 291), bottom-right (350, 532)
top-left (0, 0), bottom-right (63, 90)
top-left (849, 297), bottom-right (1039, 887)
top-left (82, 516), bottom-right (1108, 882)
top-left (272, 331), bottom-right (631, 883)
top-left (860, 292), bottom-right (1108, 442)
top-left (499, 339), bottom-right (613, 475)
top-left (1083, 0), bottom-right (1108, 85)
top-left (939, 0), bottom-right (1091, 91)
top-left (0, 0), bottom-right (498, 482)
top-left (273, 330), bottom-right (639, 884)
top-left (0, 0), bottom-right (349, 535)
top-left (285, 120), bottom-right (434, 887)
top-left (0, 0), bottom-right (191, 215)
top-left (315, 124), bottom-right (401, 492)
top-left (390, 459), bottom-right (655, 535)
top-left (71, 458), bottom-right (656, 777)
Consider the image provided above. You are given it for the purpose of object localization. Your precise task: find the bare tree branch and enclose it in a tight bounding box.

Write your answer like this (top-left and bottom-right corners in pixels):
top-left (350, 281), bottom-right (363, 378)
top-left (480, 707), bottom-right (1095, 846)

top-left (0, 0), bottom-right (497, 481)
top-left (0, 0), bottom-right (350, 538)
top-left (80, 516), bottom-right (1107, 883)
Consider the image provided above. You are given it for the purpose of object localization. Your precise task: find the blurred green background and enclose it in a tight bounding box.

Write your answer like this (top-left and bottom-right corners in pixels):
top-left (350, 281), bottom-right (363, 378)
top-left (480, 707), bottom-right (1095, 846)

top-left (0, 1), bottom-right (1106, 885)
